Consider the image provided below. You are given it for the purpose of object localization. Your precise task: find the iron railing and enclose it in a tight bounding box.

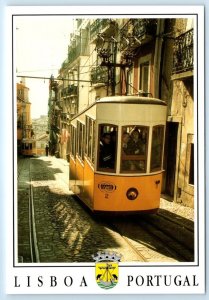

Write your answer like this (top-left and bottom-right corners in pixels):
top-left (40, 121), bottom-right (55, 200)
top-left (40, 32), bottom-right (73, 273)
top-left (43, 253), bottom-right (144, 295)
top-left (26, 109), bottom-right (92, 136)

top-left (90, 65), bottom-right (108, 84)
top-left (90, 19), bottom-right (113, 41)
top-left (120, 19), bottom-right (157, 51)
top-left (61, 85), bottom-right (78, 97)
top-left (172, 29), bottom-right (193, 74)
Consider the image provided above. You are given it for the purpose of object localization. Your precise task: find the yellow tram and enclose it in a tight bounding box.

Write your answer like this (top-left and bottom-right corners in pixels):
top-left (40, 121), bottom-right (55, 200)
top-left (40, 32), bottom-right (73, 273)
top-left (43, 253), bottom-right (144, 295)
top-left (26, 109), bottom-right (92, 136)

top-left (69, 96), bottom-right (167, 214)
top-left (21, 138), bottom-right (36, 156)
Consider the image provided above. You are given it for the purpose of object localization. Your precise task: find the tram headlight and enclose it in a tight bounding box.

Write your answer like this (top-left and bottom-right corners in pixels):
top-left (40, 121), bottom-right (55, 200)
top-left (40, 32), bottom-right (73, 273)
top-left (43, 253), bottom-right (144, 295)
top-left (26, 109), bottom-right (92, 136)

top-left (126, 188), bottom-right (138, 200)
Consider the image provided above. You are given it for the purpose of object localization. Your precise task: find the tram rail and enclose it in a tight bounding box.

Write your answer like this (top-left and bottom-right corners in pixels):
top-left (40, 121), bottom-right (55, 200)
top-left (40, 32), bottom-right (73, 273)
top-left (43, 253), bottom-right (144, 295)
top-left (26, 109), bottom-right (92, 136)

top-left (99, 211), bottom-right (194, 262)
top-left (29, 161), bottom-right (40, 262)
top-left (17, 156), bottom-right (194, 263)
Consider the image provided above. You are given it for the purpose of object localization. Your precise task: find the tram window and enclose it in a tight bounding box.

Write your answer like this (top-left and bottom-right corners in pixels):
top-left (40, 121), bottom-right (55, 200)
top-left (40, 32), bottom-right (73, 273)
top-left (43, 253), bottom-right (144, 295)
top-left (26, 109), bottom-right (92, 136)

top-left (70, 125), bottom-right (76, 158)
top-left (97, 124), bottom-right (118, 172)
top-left (150, 125), bottom-right (164, 172)
top-left (92, 121), bottom-right (95, 164)
top-left (121, 126), bottom-right (148, 173)
top-left (22, 143), bottom-right (32, 150)
top-left (85, 116), bottom-right (89, 156)
top-left (86, 116), bottom-right (96, 165)
top-left (77, 121), bottom-right (85, 161)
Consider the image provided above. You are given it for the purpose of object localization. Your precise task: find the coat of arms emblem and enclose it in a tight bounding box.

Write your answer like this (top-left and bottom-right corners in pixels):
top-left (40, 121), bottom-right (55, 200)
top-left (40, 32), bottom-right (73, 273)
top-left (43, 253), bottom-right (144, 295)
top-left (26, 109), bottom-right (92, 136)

top-left (92, 251), bottom-right (121, 290)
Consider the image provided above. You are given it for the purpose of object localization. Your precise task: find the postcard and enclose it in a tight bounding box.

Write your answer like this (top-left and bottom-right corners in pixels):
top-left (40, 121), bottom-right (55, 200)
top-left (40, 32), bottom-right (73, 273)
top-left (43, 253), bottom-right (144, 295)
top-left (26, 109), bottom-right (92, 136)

top-left (5, 5), bottom-right (205, 294)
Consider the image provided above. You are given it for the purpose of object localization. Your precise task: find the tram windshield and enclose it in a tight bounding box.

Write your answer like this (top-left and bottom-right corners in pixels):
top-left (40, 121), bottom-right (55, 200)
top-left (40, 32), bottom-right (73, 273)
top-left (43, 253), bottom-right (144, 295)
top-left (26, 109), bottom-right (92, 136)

top-left (97, 124), bottom-right (118, 172)
top-left (22, 142), bottom-right (33, 150)
top-left (121, 126), bottom-right (148, 173)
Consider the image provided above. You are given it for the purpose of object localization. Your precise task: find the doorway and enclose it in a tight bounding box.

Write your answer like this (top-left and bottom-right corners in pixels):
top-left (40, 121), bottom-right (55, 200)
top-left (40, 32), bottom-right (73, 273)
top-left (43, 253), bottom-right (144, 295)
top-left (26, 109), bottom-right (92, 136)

top-left (164, 122), bottom-right (178, 199)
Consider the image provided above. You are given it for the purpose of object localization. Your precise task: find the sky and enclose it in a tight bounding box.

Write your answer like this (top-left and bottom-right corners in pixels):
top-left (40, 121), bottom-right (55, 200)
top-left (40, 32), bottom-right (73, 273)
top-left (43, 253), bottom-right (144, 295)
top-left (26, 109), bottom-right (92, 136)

top-left (15, 16), bottom-right (75, 118)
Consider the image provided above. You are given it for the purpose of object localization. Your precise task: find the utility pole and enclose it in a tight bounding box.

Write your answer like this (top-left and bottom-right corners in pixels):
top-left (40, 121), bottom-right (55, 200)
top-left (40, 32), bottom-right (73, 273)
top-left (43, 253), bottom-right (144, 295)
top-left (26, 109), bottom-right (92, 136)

top-left (96, 35), bottom-right (133, 96)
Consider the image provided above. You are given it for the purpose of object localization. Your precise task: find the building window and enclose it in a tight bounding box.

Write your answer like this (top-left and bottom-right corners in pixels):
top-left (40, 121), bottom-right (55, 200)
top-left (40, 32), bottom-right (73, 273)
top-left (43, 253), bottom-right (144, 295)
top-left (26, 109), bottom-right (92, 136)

top-left (139, 61), bottom-right (150, 94)
top-left (127, 68), bottom-right (134, 95)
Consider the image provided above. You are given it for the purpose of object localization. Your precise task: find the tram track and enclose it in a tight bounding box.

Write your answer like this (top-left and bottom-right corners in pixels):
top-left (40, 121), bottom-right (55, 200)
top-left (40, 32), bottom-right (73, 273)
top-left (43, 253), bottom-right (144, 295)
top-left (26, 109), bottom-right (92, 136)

top-left (157, 210), bottom-right (194, 233)
top-left (72, 195), bottom-right (194, 263)
top-left (138, 216), bottom-right (193, 262)
top-left (17, 157), bottom-right (40, 263)
top-left (108, 213), bottom-right (194, 263)
top-left (28, 161), bottom-right (40, 262)
top-left (106, 221), bottom-right (149, 262)
top-left (18, 156), bottom-right (194, 263)
top-left (142, 214), bottom-right (194, 254)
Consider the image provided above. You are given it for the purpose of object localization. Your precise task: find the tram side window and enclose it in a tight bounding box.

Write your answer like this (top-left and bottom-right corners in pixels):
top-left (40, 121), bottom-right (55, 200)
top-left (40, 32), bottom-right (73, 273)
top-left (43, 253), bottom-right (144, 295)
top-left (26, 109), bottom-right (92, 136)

top-left (121, 126), bottom-right (148, 173)
top-left (85, 116), bottom-right (95, 165)
top-left (97, 124), bottom-right (118, 172)
top-left (70, 125), bottom-right (76, 158)
top-left (77, 121), bottom-right (85, 162)
top-left (150, 125), bottom-right (164, 172)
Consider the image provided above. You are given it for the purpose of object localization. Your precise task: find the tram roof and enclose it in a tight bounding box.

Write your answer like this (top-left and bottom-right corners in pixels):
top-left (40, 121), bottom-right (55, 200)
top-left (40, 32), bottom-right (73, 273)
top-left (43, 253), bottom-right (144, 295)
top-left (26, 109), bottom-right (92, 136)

top-left (96, 96), bottom-right (167, 106)
top-left (22, 138), bottom-right (36, 143)
top-left (71, 95), bottom-right (167, 121)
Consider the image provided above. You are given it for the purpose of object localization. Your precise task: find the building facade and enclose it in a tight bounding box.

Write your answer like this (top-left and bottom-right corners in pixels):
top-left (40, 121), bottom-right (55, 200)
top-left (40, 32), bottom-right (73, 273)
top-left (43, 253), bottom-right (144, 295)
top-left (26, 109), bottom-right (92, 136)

top-left (17, 80), bottom-right (34, 155)
top-left (32, 115), bottom-right (49, 155)
top-left (48, 17), bottom-right (194, 207)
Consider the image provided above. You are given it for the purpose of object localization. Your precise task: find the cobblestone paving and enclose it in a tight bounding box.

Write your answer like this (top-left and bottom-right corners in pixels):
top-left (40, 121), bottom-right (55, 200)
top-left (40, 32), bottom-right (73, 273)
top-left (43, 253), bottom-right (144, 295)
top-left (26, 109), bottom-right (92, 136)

top-left (18, 156), bottom-right (195, 264)
top-left (28, 157), bottom-right (142, 262)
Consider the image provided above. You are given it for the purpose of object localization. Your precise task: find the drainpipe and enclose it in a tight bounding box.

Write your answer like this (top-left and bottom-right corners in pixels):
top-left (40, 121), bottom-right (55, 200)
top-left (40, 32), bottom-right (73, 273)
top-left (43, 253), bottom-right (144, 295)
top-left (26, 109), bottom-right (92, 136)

top-left (154, 19), bottom-right (165, 99)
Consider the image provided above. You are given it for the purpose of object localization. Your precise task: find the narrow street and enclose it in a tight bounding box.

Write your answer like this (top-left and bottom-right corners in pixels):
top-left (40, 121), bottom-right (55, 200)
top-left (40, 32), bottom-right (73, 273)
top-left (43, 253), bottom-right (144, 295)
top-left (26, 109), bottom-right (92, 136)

top-left (17, 156), bottom-right (194, 264)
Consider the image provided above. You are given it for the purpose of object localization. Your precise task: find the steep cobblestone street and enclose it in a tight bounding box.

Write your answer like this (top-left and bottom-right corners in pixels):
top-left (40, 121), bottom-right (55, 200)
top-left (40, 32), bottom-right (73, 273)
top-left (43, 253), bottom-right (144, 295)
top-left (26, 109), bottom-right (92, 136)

top-left (17, 156), bottom-right (194, 264)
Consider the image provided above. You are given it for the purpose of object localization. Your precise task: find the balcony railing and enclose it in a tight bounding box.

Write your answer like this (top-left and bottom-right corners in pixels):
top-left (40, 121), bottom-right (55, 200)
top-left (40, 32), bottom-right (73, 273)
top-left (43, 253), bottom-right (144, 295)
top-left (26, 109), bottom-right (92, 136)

top-left (120, 19), bottom-right (157, 52)
top-left (172, 29), bottom-right (193, 74)
top-left (68, 33), bottom-right (89, 65)
top-left (61, 85), bottom-right (78, 97)
top-left (90, 19), bottom-right (117, 41)
top-left (91, 66), bottom-right (108, 84)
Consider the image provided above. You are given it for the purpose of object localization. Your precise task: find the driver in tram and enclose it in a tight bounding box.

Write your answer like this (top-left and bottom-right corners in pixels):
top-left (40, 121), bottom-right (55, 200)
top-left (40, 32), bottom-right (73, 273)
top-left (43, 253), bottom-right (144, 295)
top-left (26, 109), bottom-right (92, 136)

top-left (99, 133), bottom-right (115, 169)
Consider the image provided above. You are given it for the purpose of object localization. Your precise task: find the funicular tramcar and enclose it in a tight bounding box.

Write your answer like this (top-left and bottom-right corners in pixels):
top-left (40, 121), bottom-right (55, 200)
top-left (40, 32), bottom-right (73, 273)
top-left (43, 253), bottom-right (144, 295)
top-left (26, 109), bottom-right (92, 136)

top-left (69, 96), bottom-right (167, 214)
top-left (21, 138), bottom-right (36, 156)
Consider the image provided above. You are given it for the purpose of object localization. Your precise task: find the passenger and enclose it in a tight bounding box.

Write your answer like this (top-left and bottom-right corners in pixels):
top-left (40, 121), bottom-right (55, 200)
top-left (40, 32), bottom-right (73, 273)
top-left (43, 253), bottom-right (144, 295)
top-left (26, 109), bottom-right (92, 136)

top-left (110, 130), bottom-right (117, 151)
top-left (121, 132), bottom-right (132, 171)
top-left (122, 132), bottom-right (131, 155)
top-left (128, 129), bottom-right (145, 155)
top-left (99, 133), bottom-right (115, 169)
top-left (126, 129), bottom-right (146, 171)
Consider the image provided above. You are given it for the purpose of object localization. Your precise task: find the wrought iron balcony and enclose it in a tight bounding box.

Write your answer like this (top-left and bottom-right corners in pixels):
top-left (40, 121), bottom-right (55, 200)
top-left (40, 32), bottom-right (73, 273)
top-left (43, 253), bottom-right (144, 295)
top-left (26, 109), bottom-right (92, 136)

top-left (68, 35), bottom-right (89, 65)
top-left (90, 19), bottom-right (117, 41)
top-left (172, 29), bottom-right (193, 74)
top-left (120, 19), bottom-right (157, 52)
top-left (68, 45), bottom-right (80, 65)
top-left (68, 84), bottom-right (78, 95)
top-left (90, 66), bottom-right (108, 84)
top-left (61, 85), bottom-right (78, 97)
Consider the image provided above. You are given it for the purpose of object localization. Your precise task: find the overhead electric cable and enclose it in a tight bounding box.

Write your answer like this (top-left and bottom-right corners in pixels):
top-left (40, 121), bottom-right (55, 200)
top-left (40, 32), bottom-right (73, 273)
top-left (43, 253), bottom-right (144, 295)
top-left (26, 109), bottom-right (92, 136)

top-left (16, 75), bottom-right (93, 83)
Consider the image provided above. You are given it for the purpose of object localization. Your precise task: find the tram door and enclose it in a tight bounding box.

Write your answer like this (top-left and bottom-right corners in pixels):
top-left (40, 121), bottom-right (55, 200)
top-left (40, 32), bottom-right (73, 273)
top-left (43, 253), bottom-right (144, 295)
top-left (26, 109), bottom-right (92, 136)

top-left (164, 122), bottom-right (178, 198)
